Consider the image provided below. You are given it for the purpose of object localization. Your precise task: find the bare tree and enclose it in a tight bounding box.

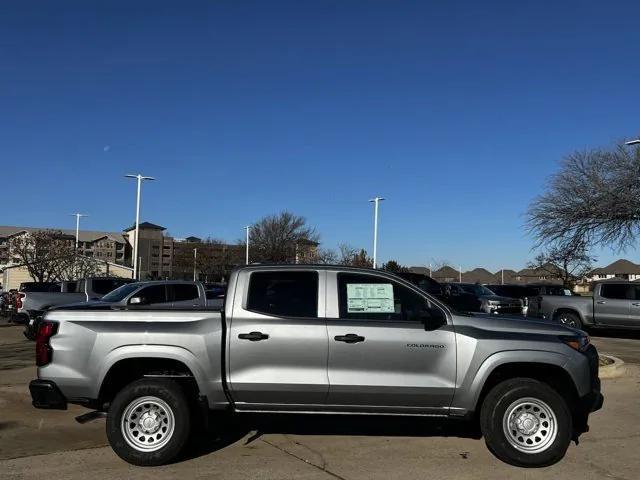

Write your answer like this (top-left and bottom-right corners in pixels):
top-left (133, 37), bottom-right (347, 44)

top-left (54, 254), bottom-right (102, 281)
top-left (527, 143), bottom-right (640, 250)
top-left (336, 244), bottom-right (373, 267)
top-left (527, 240), bottom-right (596, 287)
top-left (9, 230), bottom-right (77, 282)
top-left (173, 238), bottom-right (244, 281)
top-left (249, 211), bottom-right (320, 263)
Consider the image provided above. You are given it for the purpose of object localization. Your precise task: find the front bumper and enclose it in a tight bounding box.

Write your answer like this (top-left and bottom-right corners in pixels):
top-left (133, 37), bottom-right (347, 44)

top-left (29, 379), bottom-right (68, 410)
top-left (582, 344), bottom-right (604, 413)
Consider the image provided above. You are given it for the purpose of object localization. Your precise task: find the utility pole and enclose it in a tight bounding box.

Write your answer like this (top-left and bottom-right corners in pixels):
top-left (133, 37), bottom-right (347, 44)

top-left (245, 226), bottom-right (251, 265)
top-left (429, 263), bottom-right (432, 277)
top-left (125, 174), bottom-right (155, 280)
top-left (459, 265), bottom-right (462, 283)
top-left (70, 213), bottom-right (87, 250)
top-left (369, 197), bottom-right (385, 268)
top-left (501, 268), bottom-right (504, 285)
top-left (193, 248), bottom-right (197, 281)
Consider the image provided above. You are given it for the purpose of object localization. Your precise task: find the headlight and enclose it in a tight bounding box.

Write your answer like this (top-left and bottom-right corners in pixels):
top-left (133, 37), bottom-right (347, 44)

top-left (560, 335), bottom-right (590, 352)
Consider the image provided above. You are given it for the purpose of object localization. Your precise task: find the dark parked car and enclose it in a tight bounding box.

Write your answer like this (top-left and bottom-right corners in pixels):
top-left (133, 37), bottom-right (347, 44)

top-left (443, 282), bottom-right (524, 315)
top-left (487, 284), bottom-right (575, 315)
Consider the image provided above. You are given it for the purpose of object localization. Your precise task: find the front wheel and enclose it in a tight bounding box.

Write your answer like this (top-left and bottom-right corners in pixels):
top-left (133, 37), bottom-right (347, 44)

top-left (480, 378), bottom-right (572, 467)
top-left (555, 311), bottom-right (583, 330)
top-left (106, 379), bottom-right (191, 466)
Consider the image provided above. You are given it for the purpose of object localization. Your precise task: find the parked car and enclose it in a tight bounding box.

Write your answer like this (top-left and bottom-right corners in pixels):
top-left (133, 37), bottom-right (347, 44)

top-left (528, 280), bottom-right (640, 330)
top-left (443, 282), bottom-right (524, 315)
top-left (30, 265), bottom-right (602, 468)
top-left (486, 284), bottom-right (574, 315)
top-left (15, 277), bottom-right (134, 339)
top-left (396, 273), bottom-right (489, 312)
top-left (56, 280), bottom-right (219, 311)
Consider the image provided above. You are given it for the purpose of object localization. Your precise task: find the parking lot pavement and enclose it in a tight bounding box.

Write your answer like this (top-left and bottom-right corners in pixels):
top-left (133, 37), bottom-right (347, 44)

top-left (591, 331), bottom-right (640, 364)
top-left (2, 324), bottom-right (640, 480)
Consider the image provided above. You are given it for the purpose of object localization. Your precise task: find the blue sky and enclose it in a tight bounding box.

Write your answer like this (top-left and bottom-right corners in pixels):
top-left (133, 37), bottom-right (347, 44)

top-left (2, 1), bottom-right (639, 271)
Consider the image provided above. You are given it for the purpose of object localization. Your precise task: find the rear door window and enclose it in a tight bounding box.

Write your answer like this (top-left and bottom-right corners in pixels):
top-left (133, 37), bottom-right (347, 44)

top-left (600, 283), bottom-right (631, 300)
top-left (171, 284), bottom-right (200, 302)
top-left (246, 271), bottom-right (318, 318)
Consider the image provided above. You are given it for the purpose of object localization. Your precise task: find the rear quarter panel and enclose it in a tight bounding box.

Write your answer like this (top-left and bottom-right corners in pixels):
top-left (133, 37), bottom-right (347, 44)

top-left (38, 309), bottom-right (227, 409)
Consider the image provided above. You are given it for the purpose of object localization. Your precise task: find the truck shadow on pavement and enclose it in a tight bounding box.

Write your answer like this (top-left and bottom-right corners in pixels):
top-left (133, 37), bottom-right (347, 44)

top-left (181, 413), bottom-right (481, 463)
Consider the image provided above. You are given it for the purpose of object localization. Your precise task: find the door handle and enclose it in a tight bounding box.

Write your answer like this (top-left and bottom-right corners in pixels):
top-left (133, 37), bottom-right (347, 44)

top-left (596, 301), bottom-right (606, 304)
top-left (334, 333), bottom-right (365, 343)
top-left (238, 331), bottom-right (269, 341)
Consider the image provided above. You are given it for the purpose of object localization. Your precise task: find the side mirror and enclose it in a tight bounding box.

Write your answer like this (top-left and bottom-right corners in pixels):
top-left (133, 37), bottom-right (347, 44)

top-left (420, 307), bottom-right (447, 331)
top-left (129, 296), bottom-right (145, 305)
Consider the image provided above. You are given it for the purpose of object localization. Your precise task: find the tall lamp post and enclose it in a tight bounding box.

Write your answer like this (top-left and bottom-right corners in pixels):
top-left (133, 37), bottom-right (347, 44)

top-left (125, 174), bottom-right (155, 280)
top-left (245, 225), bottom-right (251, 265)
top-left (369, 197), bottom-right (384, 269)
top-left (70, 213), bottom-right (88, 250)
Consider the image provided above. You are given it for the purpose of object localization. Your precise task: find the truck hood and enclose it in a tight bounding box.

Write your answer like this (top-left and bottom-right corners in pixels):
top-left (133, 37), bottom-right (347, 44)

top-left (455, 312), bottom-right (582, 336)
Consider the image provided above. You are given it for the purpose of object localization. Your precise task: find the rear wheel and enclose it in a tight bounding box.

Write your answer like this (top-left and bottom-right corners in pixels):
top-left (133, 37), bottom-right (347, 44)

top-left (480, 378), bottom-right (572, 467)
top-left (106, 379), bottom-right (191, 466)
top-left (555, 311), bottom-right (583, 330)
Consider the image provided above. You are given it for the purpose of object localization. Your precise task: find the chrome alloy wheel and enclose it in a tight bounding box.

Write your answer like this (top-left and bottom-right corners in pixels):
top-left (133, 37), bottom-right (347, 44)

top-left (502, 397), bottom-right (558, 454)
top-left (121, 396), bottom-right (175, 452)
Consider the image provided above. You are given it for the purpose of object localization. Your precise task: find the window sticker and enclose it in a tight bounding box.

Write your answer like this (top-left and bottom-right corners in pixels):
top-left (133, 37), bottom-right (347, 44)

top-left (346, 283), bottom-right (395, 313)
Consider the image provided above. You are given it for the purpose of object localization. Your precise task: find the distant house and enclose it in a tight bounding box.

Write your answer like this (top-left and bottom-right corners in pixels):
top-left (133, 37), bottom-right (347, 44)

top-left (587, 259), bottom-right (640, 282)
top-left (432, 266), bottom-right (461, 283)
top-left (464, 268), bottom-right (496, 284)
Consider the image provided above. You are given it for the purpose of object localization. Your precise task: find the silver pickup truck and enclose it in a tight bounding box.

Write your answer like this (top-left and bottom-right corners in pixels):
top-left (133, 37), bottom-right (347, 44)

top-left (528, 280), bottom-right (640, 330)
top-left (29, 265), bottom-right (602, 468)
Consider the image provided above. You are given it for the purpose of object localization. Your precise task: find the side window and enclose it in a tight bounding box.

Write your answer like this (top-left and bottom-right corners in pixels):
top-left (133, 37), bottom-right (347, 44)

top-left (93, 279), bottom-right (120, 295)
top-left (338, 273), bottom-right (427, 322)
top-left (600, 283), bottom-right (631, 300)
top-left (633, 286), bottom-right (640, 301)
top-left (246, 271), bottom-right (318, 318)
top-left (135, 285), bottom-right (168, 304)
top-left (172, 284), bottom-right (199, 302)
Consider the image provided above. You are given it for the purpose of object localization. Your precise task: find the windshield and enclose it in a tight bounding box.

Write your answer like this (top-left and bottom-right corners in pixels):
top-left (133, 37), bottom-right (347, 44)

top-left (100, 283), bottom-right (141, 302)
top-left (460, 284), bottom-right (496, 297)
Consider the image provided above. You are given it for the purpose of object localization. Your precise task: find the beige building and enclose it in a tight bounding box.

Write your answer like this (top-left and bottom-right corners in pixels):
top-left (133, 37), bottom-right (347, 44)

top-left (0, 225), bottom-right (129, 267)
top-left (2, 259), bottom-right (133, 290)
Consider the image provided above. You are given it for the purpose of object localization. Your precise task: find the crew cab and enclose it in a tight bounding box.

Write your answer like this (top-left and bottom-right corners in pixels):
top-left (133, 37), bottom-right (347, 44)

top-left (529, 280), bottom-right (640, 330)
top-left (443, 282), bottom-right (524, 315)
top-left (29, 265), bottom-right (602, 468)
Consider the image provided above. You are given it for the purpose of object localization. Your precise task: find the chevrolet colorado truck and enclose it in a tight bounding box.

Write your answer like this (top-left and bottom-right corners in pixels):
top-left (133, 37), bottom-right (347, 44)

top-left (528, 280), bottom-right (640, 330)
top-left (29, 265), bottom-right (602, 468)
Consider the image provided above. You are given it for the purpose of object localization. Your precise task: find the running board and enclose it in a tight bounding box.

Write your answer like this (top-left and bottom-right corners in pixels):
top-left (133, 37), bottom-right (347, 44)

top-left (75, 411), bottom-right (107, 424)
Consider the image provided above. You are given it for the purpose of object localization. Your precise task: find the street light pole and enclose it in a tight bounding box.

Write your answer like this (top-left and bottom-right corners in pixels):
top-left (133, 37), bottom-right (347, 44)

top-left (125, 174), bottom-right (155, 280)
top-left (193, 248), bottom-right (197, 281)
top-left (70, 213), bottom-right (87, 250)
top-left (245, 226), bottom-right (251, 265)
top-left (369, 197), bottom-right (384, 269)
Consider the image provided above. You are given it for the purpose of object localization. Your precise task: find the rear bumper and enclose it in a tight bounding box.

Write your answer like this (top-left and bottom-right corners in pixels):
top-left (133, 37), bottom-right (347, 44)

top-left (29, 380), bottom-right (68, 410)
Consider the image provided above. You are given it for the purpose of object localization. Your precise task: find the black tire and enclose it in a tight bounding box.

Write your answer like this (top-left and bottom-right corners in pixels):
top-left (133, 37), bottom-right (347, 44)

top-left (106, 378), bottom-right (191, 466)
top-left (480, 378), bottom-right (572, 467)
top-left (555, 311), bottom-right (583, 330)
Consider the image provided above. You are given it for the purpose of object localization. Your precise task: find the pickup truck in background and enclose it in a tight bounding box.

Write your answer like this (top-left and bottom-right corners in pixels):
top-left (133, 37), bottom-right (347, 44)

top-left (487, 284), bottom-right (574, 316)
top-left (528, 280), bottom-right (640, 330)
top-left (29, 265), bottom-right (602, 468)
top-left (57, 280), bottom-right (223, 311)
top-left (15, 277), bottom-right (134, 338)
top-left (443, 282), bottom-right (524, 315)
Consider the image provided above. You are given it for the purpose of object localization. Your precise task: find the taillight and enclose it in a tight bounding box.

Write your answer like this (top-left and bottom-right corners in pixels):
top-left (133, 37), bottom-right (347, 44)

top-left (36, 321), bottom-right (58, 367)
top-left (16, 293), bottom-right (25, 309)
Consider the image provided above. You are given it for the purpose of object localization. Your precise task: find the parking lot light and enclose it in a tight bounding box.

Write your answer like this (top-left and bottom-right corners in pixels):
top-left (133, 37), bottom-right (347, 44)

top-left (369, 197), bottom-right (384, 269)
top-left (70, 213), bottom-right (87, 250)
top-left (125, 174), bottom-right (155, 280)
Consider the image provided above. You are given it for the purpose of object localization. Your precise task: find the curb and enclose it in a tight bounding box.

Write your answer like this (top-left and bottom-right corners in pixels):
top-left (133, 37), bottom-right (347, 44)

top-left (599, 354), bottom-right (626, 379)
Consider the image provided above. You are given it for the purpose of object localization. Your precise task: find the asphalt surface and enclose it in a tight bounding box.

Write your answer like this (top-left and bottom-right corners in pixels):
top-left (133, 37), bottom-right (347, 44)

top-left (1, 322), bottom-right (639, 480)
